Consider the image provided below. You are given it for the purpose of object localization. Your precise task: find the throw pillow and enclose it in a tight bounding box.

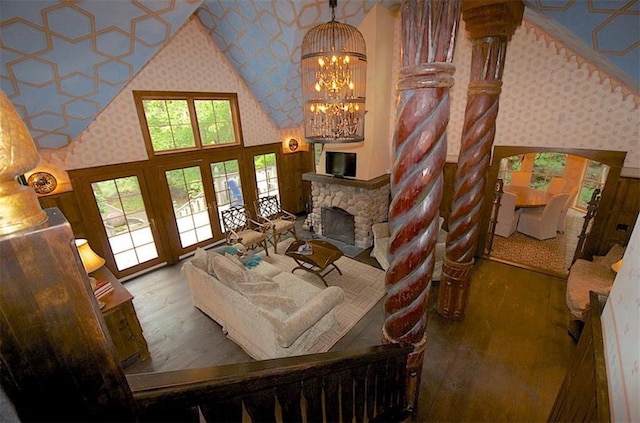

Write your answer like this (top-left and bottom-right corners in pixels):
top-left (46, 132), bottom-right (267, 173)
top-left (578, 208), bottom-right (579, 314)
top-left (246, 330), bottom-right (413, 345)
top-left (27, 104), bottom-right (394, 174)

top-left (593, 243), bottom-right (626, 270)
top-left (191, 248), bottom-right (208, 270)
top-left (210, 255), bottom-right (247, 292)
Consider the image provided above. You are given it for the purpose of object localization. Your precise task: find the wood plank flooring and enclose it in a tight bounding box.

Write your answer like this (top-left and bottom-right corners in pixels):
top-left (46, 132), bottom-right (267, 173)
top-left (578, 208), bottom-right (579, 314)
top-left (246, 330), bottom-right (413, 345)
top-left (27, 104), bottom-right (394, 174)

top-left (122, 236), bottom-right (575, 422)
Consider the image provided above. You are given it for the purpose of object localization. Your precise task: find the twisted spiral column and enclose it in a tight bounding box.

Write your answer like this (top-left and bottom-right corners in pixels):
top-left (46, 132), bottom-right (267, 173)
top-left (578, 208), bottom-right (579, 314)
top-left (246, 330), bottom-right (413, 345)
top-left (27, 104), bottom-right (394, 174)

top-left (437, 81), bottom-right (501, 320)
top-left (383, 0), bottom-right (461, 410)
top-left (437, 1), bottom-right (524, 320)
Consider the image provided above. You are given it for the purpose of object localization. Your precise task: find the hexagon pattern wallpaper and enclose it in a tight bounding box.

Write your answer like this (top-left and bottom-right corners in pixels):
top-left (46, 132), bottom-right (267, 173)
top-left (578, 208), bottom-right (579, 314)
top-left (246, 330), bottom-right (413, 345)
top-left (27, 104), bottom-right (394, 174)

top-left (1, 0), bottom-right (638, 156)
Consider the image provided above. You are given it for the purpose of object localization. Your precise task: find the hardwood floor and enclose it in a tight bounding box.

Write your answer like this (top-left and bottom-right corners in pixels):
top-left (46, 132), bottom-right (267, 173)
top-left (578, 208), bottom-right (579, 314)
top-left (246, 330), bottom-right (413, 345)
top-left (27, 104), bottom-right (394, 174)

top-left (122, 227), bottom-right (575, 422)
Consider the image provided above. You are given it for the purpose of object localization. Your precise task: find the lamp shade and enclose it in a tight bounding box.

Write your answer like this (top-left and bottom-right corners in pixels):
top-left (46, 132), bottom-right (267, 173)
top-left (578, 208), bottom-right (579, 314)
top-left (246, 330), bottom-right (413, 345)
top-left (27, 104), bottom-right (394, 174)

top-left (75, 239), bottom-right (105, 274)
top-left (301, 1), bottom-right (367, 143)
top-left (611, 258), bottom-right (623, 273)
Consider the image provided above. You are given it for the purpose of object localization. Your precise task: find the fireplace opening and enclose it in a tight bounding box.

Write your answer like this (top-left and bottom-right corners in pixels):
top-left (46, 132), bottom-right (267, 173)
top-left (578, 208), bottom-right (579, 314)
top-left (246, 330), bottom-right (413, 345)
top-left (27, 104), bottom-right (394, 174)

top-left (322, 207), bottom-right (355, 245)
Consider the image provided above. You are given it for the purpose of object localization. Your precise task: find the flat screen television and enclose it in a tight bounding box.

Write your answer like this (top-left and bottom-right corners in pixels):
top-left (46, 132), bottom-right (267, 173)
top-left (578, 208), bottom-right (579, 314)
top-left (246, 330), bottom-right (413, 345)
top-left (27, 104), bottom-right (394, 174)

top-left (326, 152), bottom-right (356, 178)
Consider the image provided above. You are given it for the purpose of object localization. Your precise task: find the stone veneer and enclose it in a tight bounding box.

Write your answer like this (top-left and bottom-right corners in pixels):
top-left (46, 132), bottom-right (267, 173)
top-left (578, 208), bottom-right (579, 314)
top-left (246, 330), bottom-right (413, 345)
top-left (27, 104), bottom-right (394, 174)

top-left (302, 173), bottom-right (390, 249)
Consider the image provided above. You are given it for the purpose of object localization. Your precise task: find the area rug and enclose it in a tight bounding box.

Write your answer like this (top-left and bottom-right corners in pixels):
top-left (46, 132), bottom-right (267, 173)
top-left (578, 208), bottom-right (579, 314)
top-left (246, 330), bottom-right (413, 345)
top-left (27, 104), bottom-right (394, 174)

top-left (257, 238), bottom-right (386, 354)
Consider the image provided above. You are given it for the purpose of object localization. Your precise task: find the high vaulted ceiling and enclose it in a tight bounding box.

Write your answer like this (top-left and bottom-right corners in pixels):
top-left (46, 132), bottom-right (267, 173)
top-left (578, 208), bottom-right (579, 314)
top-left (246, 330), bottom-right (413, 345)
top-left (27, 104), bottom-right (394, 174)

top-left (1, 0), bottom-right (638, 151)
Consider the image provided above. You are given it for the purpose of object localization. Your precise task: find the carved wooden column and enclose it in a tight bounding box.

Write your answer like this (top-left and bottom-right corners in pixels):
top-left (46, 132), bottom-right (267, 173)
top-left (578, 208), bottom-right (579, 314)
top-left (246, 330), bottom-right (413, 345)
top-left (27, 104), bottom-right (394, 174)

top-left (437, 0), bottom-right (523, 321)
top-left (383, 0), bottom-right (461, 411)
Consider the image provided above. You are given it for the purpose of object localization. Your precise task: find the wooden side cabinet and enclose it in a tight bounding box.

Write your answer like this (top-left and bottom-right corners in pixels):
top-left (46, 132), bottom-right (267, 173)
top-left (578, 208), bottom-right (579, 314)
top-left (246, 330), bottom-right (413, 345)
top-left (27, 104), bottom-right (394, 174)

top-left (92, 266), bottom-right (150, 366)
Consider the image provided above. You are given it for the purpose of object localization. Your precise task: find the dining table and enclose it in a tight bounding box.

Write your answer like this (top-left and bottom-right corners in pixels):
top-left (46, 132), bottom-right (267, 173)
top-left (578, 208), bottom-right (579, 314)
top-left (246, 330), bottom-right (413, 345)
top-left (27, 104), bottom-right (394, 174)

top-left (503, 185), bottom-right (555, 209)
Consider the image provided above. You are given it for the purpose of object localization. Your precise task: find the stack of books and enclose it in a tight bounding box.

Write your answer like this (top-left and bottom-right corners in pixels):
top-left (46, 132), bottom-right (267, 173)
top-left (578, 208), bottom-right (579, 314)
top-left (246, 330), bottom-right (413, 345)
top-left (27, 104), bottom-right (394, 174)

top-left (94, 280), bottom-right (113, 299)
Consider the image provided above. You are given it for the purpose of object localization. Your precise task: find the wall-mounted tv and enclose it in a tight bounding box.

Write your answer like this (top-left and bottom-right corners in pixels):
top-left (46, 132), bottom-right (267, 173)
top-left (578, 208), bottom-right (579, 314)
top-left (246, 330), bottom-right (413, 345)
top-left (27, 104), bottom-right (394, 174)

top-left (326, 152), bottom-right (356, 178)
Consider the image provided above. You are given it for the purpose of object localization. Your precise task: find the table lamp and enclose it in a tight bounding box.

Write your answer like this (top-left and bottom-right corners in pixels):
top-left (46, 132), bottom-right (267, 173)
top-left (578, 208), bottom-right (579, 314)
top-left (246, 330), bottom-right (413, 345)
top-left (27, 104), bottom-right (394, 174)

top-left (74, 239), bottom-right (105, 274)
top-left (611, 259), bottom-right (623, 273)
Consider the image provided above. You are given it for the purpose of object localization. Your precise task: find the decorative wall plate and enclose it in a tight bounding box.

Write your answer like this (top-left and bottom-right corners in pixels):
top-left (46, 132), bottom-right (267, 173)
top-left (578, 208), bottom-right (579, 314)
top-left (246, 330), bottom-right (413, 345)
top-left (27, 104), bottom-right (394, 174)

top-left (27, 171), bottom-right (57, 194)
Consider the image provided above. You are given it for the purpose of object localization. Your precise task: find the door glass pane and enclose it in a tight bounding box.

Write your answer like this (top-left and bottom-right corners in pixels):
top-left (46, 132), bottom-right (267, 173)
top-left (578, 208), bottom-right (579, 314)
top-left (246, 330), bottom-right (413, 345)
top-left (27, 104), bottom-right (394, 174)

top-left (91, 177), bottom-right (158, 272)
top-left (254, 153), bottom-right (280, 200)
top-left (195, 99), bottom-right (236, 146)
top-left (143, 99), bottom-right (195, 152)
top-left (211, 160), bottom-right (243, 224)
top-left (165, 166), bottom-right (213, 248)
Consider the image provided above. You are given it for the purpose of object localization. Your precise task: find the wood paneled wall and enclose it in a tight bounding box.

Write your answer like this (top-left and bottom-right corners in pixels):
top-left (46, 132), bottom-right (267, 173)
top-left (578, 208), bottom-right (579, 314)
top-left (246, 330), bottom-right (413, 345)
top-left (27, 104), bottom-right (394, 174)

top-left (36, 156), bottom-right (636, 263)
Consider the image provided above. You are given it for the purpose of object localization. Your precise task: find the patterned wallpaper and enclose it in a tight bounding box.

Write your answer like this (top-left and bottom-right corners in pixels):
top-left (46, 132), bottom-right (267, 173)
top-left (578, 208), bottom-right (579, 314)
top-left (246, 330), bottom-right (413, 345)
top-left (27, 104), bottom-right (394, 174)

top-left (601, 216), bottom-right (640, 422)
top-left (447, 17), bottom-right (639, 172)
top-left (38, 17), bottom-right (280, 182)
top-left (36, 8), bottom-right (639, 187)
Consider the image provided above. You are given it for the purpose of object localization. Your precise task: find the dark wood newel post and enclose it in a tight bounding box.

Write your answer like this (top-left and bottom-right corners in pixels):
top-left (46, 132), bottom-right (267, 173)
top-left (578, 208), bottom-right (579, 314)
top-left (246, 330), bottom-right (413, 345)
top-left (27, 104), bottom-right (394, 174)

top-left (437, 0), bottom-right (523, 321)
top-left (382, 0), bottom-right (461, 412)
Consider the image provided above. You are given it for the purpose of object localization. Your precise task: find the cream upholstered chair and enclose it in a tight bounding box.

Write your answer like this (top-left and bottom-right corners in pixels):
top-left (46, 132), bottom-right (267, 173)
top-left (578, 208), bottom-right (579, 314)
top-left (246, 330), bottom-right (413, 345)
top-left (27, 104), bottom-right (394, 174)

top-left (254, 195), bottom-right (297, 254)
top-left (517, 193), bottom-right (569, 240)
top-left (221, 206), bottom-right (269, 256)
top-left (557, 186), bottom-right (579, 233)
top-left (494, 191), bottom-right (520, 238)
top-left (510, 171), bottom-right (531, 187)
top-left (547, 177), bottom-right (567, 195)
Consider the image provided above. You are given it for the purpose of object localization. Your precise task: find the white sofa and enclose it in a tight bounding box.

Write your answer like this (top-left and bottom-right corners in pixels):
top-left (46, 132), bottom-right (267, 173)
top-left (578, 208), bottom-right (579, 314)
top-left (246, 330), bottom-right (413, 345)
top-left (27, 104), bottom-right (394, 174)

top-left (182, 248), bottom-right (344, 360)
top-left (371, 216), bottom-right (447, 280)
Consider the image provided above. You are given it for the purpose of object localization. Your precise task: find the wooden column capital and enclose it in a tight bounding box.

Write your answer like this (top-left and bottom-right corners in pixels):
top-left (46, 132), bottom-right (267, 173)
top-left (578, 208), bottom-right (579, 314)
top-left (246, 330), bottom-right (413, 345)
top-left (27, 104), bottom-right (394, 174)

top-left (462, 0), bottom-right (524, 40)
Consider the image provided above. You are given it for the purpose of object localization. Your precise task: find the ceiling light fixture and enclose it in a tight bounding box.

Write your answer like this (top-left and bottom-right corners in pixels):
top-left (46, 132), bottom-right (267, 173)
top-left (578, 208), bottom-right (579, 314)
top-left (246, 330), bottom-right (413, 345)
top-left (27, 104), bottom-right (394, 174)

top-left (301, 0), bottom-right (367, 143)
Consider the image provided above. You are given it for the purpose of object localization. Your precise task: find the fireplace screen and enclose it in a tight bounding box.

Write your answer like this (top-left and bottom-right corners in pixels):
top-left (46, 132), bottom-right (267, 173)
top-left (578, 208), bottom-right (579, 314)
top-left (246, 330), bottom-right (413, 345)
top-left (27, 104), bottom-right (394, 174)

top-left (322, 207), bottom-right (355, 245)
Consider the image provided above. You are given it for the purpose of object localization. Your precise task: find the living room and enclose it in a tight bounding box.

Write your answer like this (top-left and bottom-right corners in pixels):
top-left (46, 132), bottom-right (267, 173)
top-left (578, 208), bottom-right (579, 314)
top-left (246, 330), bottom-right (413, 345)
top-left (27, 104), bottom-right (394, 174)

top-left (1, 1), bottom-right (639, 421)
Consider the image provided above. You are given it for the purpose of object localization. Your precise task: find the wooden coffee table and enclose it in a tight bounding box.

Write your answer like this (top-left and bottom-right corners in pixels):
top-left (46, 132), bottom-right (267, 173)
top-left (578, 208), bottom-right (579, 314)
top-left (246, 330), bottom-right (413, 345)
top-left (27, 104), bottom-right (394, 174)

top-left (285, 239), bottom-right (343, 286)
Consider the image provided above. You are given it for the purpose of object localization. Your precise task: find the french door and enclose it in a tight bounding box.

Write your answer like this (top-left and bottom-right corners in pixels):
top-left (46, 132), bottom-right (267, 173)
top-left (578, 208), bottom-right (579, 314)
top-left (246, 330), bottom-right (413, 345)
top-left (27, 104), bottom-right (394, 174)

top-left (71, 146), bottom-right (285, 278)
top-left (83, 168), bottom-right (166, 279)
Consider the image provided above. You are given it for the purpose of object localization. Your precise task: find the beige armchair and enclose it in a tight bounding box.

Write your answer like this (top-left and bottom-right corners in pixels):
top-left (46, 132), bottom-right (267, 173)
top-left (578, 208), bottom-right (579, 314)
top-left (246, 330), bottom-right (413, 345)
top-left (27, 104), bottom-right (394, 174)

top-left (254, 195), bottom-right (297, 254)
top-left (371, 216), bottom-right (446, 280)
top-left (221, 206), bottom-right (269, 256)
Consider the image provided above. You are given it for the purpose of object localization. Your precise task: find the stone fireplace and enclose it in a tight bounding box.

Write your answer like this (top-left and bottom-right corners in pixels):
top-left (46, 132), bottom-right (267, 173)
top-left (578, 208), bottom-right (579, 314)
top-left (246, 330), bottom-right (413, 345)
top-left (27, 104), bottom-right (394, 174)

top-left (302, 173), bottom-right (390, 249)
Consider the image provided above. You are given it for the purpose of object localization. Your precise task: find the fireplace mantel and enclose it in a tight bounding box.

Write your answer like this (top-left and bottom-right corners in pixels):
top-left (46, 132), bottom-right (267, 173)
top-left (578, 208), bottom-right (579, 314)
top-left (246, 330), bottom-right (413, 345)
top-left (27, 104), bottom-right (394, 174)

top-left (302, 173), bottom-right (390, 190)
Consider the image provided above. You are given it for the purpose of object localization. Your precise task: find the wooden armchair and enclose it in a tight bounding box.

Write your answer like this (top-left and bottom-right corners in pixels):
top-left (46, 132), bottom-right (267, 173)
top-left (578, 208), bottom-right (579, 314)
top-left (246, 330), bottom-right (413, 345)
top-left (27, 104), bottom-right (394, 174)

top-left (220, 206), bottom-right (269, 256)
top-left (254, 195), bottom-right (297, 254)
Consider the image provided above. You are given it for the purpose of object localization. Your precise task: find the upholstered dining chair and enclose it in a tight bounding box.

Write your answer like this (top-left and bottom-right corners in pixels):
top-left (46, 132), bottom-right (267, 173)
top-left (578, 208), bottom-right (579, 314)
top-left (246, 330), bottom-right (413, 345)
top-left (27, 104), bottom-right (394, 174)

top-left (221, 206), bottom-right (269, 256)
top-left (517, 193), bottom-right (569, 240)
top-left (494, 191), bottom-right (520, 238)
top-left (557, 186), bottom-right (579, 233)
top-left (547, 177), bottom-right (567, 195)
top-left (510, 171), bottom-right (531, 187)
top-left (254, 195), bottom-right (297, 254)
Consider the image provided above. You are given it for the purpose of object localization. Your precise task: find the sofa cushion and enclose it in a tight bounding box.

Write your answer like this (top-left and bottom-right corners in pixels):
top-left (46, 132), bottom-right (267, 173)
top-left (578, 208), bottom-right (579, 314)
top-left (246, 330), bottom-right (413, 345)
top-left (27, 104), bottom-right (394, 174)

top-left (238, 281), bottom-right (280, 294)
top-left (247, 293), bottom-right (297, 315)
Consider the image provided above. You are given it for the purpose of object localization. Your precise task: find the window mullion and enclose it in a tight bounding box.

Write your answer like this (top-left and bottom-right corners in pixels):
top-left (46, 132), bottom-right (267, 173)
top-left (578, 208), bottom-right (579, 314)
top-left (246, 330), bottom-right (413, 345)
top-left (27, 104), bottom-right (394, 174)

top-left (187, 98), bottom-right (203, 149)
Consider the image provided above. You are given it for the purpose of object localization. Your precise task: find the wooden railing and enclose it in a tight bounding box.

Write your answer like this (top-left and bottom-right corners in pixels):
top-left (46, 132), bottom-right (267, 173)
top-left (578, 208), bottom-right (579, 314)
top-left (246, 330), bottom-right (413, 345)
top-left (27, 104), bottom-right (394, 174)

top-left (547, 292), bottom-right (610, 422)
top-left (127, 344), bottom-right (414, 423)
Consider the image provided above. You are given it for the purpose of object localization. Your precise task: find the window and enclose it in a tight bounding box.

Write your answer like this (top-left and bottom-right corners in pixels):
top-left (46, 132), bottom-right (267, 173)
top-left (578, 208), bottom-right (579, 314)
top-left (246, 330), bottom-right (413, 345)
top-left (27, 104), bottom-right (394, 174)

top-left (211, 159), bottom-right (244, 222)
top-left (530, 153), bottom-right (567, 190)
top-left (577, 160), bottom-right (609, 210)
top-left (254, 153), bottom-right (280, 200)
top-left (134, 91), bottom-right (242, 154)
top-left (498, 155), bottom-right (523, 185)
